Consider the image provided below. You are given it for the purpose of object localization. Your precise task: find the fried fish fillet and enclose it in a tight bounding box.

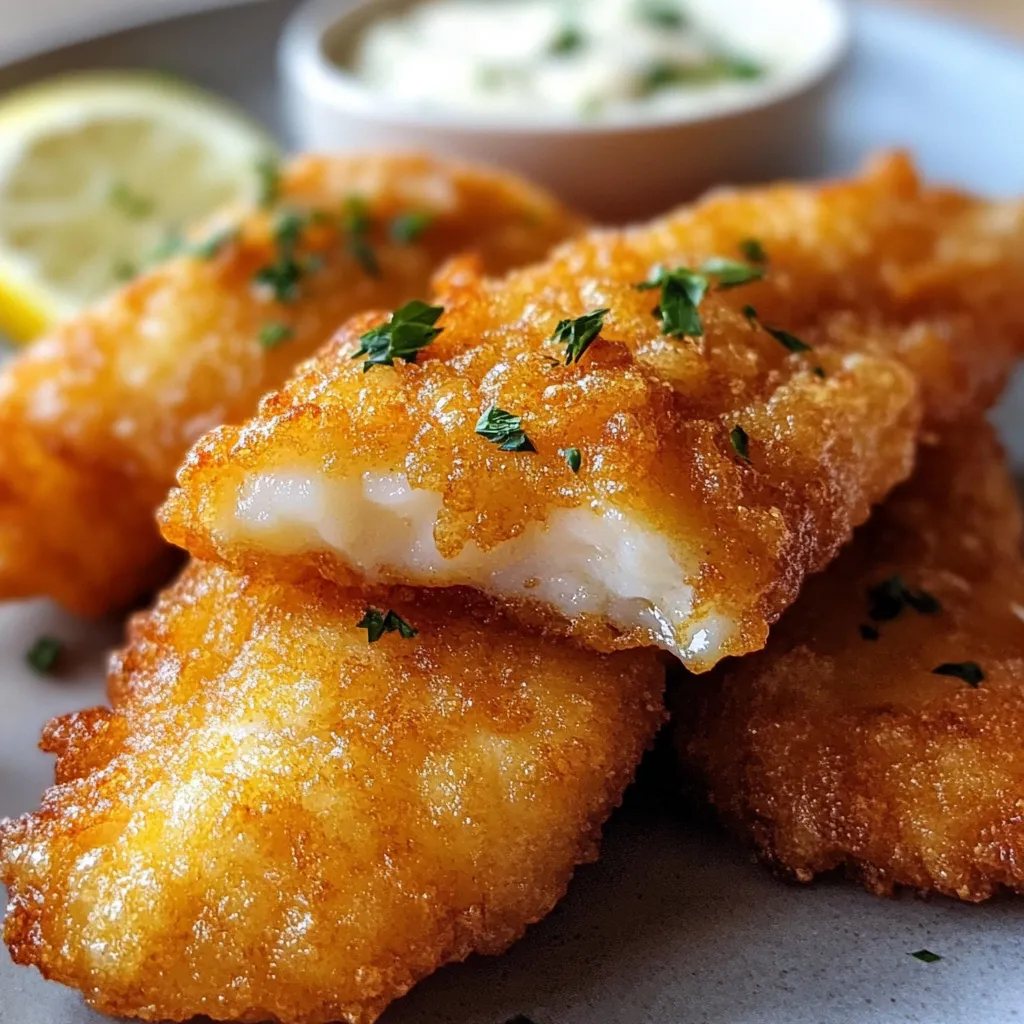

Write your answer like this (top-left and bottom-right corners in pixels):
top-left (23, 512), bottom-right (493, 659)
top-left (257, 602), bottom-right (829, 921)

top-left (0, 562), bottom-right (665, 1023)
top-left (0, 153), bottom-right (582, 616)
top-left (677, 421), bottom-right (1024, 900)
top-left (161, 154), bottom-right (1024, 671)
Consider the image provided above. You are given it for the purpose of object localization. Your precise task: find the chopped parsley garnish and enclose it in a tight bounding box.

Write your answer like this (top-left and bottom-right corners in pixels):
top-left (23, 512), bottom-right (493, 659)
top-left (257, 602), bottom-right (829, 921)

top-left (390, 210), bottom-right (434, 244)
top-left (739, 238), bottom-right (768, 264)
top-left (563, 446), bottom-right (582, 473)
top-left (27, 636), bottom-right (63, 674)
top-left (638, 0), bottom-right (688, 30)
top-left (698, 257), bottom-right (765, 289)
top-left (255, 156), bottom-right (281, 209)
top-left (193, 226), bottom-right (238, 261)
top-left (933, 662), bottom-right (985, 687)
top-left (867, 575), bottom-right (942, 622)
top-left (813, 365), bottom-right (827, 379)
top-left (356, 608), bottom-right (418, 643)
top-left (637, 259), bottom-right (760, 338)
top-left (764, 325), bottom-right (813, 353)
top-left (476, 406), bottom-right (536, 452)
top-left (723, 56), bottom-right (765, 79)
top-left (637, 266), bottom-right (709, 337)
top-left (859, 623), bottom-right (880, 641)
top-left (743, 306), bottom-right (814, 353)
top-left (729, 424), bottom-right (750, 463)
top-left (110, 181), bottom-right (154, 219)
top-left (904, 588), bottom-right (942, 615)
top-left (638, 54), bottom-right (765, 96)
top-left (639, 61), bottom-right (685, 96)
top-left (550, 25), bottom-right (585, 55)
top-left (253, 212), bottom-right (314, 303)
top-left (910, 949), bottom-right (943, 963)
top-left (352, 300), bottom-right (444, 371)
top-left (148, 228), bottom-right (235, 264)
top-left (550, 307), bottom-right (610, 364)
top-left (258, 322), bottom-right (293, 349)
top-left (112, 258), bottom-right (138, 283)
top-left (342, 196), bottom-right (380, 277)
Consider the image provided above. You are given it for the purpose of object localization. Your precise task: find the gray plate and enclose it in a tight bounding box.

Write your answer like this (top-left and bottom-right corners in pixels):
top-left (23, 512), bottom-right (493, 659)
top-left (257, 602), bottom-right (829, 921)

top-left (2, 3), bottom-right (1024, 1023)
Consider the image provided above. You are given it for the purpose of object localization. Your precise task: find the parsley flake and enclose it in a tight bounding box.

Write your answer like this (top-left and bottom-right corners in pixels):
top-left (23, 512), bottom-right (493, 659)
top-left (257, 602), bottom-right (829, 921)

top-left (476, 407), bottom-right (536, 452)
top-left (638, 54), bottom-right (764, 96)
top-left (723, 56), bottom-right (765, 79)
top-left (259, 322), bottom-right (293, 349)
top-left (637, 259), bottom-right (761, 338)
top-left (910, 949), bottom-right (943, 963)
top-left (352, 300), bottom-right (444, 371)
top-left (110, 181), bottom-right (154, 219)
top-left (563, 447), bottom-right (582, 473)
top-left (744, 305), bottom-right (814, 353)
top-left (112, 258), bottom-right (138, 283)
top-left (905, 588), bottom-right (943, 615)
top-left (551, 307), bottom-right (609, 364)
top-left (859, 623), bottom-right (880, 641)
top-left (253, 212), bottom-right (314, 303)
top-left (867, 575), bottom-right (942, 622)
top-left (390, 210), bottom-right (434, 244)
top-left (739, 238), bottom-right (768, 264)
top-left (356, 608), bottom-right (418, 643)
top-left (193, 227), bottom-right (237, 261)
top-left (730, 424), bottom-right (751, 463)
top-left (255, 156), bottom-right (281, 209)
top-left (933, 662), bottom-right (985, 687)
top-left (764, 325), bottom-right (813, 353)
top-left (550, 25), bottom-right (585, 55)
top-left (638, 0), bottom-right (687, 29)
top-left (342, 195), bottom-right (380, 277)
top-left (636, 266), bottom-right (709, 337)
top-left (698, 257), bottom-right (765, 289)
top-left (27, 636), bottom-right (63, 674)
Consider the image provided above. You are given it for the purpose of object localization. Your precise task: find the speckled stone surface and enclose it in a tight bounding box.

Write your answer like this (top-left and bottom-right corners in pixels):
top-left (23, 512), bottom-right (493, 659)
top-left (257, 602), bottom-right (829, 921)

top-left (3, 2), bottom-right (1024, 1021)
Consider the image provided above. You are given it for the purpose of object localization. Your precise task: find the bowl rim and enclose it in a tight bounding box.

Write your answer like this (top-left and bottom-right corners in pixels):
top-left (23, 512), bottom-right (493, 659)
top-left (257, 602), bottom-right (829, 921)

top-left (280, 0), bottom-right (852, 137)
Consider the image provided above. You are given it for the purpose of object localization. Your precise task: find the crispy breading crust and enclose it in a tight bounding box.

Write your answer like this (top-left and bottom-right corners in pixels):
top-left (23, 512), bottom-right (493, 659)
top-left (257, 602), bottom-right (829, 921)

top-left (0, 563), bottom-right (665, 1024)
top-left (676, 422), bottom-right (1024, 900)
top-left (0, 154), bottom-right (583, 615)
top-left (161, 155), bottom-right (1024, 669)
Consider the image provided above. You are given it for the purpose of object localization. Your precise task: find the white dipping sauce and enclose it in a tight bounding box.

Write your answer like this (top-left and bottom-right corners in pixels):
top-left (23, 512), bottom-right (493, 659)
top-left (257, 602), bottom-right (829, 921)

top-left (350, 0), bottom-right (799, 122)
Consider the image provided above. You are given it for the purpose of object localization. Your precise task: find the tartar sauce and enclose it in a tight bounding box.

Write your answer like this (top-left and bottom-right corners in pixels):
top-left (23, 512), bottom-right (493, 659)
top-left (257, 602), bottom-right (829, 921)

top-left (349, 0), bottom-right (786, 122)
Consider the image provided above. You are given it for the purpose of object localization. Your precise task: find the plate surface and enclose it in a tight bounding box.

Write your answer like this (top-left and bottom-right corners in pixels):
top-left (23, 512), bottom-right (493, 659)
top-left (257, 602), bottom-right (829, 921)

top-left (2, 3), bottom-right (1024, 1023)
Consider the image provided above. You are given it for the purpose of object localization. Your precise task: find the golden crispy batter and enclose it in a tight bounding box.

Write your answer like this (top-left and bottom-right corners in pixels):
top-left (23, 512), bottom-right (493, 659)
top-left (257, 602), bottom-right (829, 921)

top-left (677, 421), bottom-right (1024, 900)
top-left (0, 562), bottom-right (665, 1024)
top-left (161, 154), bottom-right (1024, 671)
top-left (0, 153), bottom-right (582, 615)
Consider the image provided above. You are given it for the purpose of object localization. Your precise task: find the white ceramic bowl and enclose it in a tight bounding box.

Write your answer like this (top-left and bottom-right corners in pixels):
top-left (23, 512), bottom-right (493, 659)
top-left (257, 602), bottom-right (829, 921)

top-left (280, 0), bottom-right (850, 222)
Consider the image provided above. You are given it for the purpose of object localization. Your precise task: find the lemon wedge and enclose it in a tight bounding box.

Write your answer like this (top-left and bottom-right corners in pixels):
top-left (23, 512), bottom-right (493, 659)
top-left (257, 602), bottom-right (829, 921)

top-left (0, 71), bottom-right (279, 342)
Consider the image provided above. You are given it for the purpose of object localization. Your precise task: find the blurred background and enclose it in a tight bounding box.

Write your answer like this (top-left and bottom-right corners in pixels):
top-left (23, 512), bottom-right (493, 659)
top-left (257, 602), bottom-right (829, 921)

top-left (1, 0), bottom-right (1022, 61)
